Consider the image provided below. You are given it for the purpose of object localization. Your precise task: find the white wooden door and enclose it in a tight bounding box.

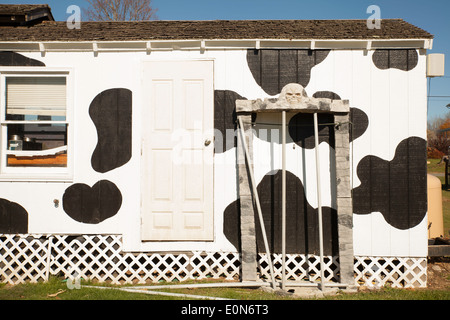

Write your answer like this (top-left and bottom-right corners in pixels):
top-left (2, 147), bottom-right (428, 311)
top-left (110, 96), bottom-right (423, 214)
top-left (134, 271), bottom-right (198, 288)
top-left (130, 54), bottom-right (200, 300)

top-left (141, 60), bottom-right (214, 241)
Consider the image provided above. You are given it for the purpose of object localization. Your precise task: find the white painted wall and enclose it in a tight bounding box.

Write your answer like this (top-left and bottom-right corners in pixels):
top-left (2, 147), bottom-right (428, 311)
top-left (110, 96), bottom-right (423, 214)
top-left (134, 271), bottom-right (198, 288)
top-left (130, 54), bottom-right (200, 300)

top-left (309, 49), bottom-right (428, 257)
top-left (0, 48), bottom-right (428, 257)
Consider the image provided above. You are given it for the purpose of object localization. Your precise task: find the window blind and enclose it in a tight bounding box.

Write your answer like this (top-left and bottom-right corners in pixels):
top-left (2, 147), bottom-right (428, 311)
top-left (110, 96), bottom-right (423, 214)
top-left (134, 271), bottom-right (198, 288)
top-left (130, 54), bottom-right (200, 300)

top-left (6, 77), bottom-right (67, 117)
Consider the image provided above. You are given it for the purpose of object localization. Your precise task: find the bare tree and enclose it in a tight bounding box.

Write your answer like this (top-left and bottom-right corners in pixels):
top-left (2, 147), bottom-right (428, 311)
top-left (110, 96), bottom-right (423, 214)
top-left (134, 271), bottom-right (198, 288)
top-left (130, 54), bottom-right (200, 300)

top-left (428, 111), bottom-right (450, 158)
top-left (83, 0), bottom-right (158, 21)
top-left (428, 111), bottom-right (450, 132)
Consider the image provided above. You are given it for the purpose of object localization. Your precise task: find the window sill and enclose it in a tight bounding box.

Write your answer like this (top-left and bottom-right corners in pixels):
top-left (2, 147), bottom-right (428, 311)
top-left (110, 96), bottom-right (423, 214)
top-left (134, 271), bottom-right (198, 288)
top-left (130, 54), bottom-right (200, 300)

top-left (0, 174), bottom-right (73, 183)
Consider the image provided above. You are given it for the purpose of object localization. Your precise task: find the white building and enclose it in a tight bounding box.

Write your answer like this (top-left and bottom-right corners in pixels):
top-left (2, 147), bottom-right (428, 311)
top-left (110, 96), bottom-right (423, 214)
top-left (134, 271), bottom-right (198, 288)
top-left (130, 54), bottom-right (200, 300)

top-left (0, 5), bottom-right (434, 288)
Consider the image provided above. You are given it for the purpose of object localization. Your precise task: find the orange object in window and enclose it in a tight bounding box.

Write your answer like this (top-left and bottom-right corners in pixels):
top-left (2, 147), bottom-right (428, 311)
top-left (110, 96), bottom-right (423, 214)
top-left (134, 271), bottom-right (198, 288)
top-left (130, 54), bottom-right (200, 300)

top-left (7, 153), bottom-right (67, 167)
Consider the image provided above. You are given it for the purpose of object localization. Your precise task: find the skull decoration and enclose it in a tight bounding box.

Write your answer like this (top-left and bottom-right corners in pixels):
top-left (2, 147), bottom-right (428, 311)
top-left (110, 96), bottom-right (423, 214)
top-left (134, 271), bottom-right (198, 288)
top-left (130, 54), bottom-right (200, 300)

top-left (279, 83), bottom-right (307, 106)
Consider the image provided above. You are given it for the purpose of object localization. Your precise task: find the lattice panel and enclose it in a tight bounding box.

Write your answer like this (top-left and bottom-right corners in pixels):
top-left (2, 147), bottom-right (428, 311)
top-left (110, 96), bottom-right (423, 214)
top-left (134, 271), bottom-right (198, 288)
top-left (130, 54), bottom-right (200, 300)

top-left (354, 256), bottom-right (427, 288)
top-left (190, 251), bottom-right (241, 281)
top-left (0, 235), bottom-right (50, 284)
top-left (50, 235), bottom-right (128, 284)
top-left (120, 253), bottom-right (190, 284)
top-left (0, 234), bottom-right (428, 288)
top-left (258, 254), bottom-right (340, 282)
top-left (0, 235), bottom-right (242, 285)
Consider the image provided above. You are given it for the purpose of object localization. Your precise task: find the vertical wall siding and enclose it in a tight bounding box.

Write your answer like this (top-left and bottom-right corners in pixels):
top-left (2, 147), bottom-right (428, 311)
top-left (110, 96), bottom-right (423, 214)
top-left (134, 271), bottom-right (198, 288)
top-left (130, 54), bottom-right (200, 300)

top-left (306, 49), bottom-right (427, 257)
top-left (242, 49), bottom-right (427, 257)
top-left (0, 49), bottom-right (428, 257)
top-left (350, 50), bottom-right (427, 257)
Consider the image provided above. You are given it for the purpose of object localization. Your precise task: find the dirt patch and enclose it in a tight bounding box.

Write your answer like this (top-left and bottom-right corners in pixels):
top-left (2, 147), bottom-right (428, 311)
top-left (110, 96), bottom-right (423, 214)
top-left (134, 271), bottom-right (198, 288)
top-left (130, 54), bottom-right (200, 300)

top-left (426, 257), bottom-right (450, 290)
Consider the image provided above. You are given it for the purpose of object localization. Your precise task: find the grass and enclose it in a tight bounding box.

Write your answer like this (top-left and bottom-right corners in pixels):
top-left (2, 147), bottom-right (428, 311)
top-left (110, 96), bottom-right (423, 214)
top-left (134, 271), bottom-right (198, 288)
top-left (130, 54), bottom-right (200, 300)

top-left (144, 284), bottom-right (450, 300)
top-left (324, 287), bottom-right (450, 300)
top-left (0, 277), bottom-right (293, 300)
top-left (0, 277), bottom-right (448, 300)
top-left (427, 158), bottom-right (445, 173)
top-left (0, 277), bottom-right (170, 300)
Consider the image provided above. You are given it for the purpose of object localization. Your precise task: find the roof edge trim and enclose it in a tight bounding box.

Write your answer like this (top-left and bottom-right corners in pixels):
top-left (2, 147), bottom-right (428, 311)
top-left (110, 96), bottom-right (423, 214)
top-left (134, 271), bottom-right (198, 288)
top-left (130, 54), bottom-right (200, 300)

top-left (0, 38), bottom-right (434, 53)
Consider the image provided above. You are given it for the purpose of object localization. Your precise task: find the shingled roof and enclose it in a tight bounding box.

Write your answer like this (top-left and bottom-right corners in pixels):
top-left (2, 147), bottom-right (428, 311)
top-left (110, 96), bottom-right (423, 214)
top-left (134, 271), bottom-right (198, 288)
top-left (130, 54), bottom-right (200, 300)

top-left (0, 19), bottom-right (433, 42)
top-left (0, 4), bottom-right (54, 26)
top-left (0, 4), bottom-right (50, 14)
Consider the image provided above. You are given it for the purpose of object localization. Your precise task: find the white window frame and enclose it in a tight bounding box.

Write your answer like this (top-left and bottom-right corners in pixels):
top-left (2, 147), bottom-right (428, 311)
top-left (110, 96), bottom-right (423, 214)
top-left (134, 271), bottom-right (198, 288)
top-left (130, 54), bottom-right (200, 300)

top-left (0, 67), bottom-right (74, 182)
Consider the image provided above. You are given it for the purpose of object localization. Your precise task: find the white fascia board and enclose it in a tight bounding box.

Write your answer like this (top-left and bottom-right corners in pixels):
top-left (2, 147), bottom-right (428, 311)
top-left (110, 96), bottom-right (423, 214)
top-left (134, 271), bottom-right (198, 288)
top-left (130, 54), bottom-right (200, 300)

top-left (0, 66), bottom-right (72, 74)
top-left (0, 38), bottom-right (433, 52)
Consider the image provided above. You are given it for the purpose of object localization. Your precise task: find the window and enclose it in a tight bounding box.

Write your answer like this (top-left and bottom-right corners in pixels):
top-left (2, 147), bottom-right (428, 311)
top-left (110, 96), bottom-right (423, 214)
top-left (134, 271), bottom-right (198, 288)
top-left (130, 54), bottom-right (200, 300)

top-left (0, 70), bottom-right (72, 180)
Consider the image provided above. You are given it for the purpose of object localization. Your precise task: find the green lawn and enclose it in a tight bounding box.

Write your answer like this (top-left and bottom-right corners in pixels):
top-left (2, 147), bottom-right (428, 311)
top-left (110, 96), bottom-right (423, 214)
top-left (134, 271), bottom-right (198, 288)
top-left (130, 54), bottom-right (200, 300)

top-left (427, 158), bottom-right (445, 173)
top-left (0, 276), bottom-right (449, 300)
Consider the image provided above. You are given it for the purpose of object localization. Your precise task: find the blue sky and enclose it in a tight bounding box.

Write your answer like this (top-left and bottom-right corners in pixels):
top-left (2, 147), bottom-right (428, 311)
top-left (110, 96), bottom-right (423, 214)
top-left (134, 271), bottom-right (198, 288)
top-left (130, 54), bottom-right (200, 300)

top-left (4, 0), bottom-right (450, 120)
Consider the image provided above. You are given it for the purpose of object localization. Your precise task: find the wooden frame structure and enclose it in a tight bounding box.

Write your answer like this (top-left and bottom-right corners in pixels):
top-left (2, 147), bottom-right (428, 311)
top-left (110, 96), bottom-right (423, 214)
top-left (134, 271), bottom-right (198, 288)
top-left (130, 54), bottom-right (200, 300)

top-left (236, 84), bottom-right (355, 289)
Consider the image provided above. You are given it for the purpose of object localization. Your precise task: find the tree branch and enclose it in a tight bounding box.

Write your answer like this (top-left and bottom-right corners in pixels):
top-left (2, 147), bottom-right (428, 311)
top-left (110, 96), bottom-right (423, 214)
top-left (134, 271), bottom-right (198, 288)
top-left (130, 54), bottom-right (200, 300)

top-left (83, 0), bottom-right (158, 21)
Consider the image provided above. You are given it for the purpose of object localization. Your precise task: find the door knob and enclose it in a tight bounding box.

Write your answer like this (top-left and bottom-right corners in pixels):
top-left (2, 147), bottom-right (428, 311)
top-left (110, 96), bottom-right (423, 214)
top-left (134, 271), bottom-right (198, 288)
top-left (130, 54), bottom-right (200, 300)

top-left (204, 139), bottom-right (211, 146)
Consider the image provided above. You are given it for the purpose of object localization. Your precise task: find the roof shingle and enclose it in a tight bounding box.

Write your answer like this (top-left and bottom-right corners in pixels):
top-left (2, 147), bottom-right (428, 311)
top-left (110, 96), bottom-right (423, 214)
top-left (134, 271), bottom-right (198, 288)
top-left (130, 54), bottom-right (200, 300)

top-left (0, 4), bottom-right (51, 15)
top-left (0, 19), bottom-right (433, 42)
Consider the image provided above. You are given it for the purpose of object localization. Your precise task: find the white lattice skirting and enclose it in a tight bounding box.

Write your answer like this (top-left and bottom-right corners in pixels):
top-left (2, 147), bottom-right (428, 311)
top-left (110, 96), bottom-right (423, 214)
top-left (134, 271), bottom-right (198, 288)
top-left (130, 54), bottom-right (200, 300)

top-left (0, 234), bottom-right (427, 288)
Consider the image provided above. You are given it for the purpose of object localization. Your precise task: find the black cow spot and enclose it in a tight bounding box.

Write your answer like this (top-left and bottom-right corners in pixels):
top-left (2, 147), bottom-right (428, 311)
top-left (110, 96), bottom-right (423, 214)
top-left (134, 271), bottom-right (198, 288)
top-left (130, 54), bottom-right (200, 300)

top-left (89, 88), bottom-right (132, 173)
top-left (313, 92), bottom-right (369, 143)
top-left (62, 180), bottom-right (122, 224)
top-left (372, 49), bottom-right (418, 71)
top-left (214, 90), bottom-right (256, 154)
top-left (247, 49), bottom-right (330, 96)
top-left (0, 199), bottom-right (28, 234)
top-left (312, 91), bottom-right (342, 100)
top-left (224, 170), bottom-right (338, 255)
top-left (215, 90), bottom-right (244, 153)
top-left (288, 112), bottom-right (336, 149)
top-left (288, 90), bottom-right (369, 148)
top-left (353, 136), bottom-right (427, 230)
top-left (350, 107), bottom-right (369, 142)
top-left (0, 52), bottom-right (45, 66)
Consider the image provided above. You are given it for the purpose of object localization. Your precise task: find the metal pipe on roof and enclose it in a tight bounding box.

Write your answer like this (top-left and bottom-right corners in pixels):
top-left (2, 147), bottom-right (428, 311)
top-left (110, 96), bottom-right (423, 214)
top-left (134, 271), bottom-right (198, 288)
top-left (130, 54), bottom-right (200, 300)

top-left (281, 110), bottom-right (287, 291)
top-left (313, 112), bottom-right (326, 291)
top-left (84, 285), bottom-right (232, 301)
top-left (120, 280), bottom-right (350, 291)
